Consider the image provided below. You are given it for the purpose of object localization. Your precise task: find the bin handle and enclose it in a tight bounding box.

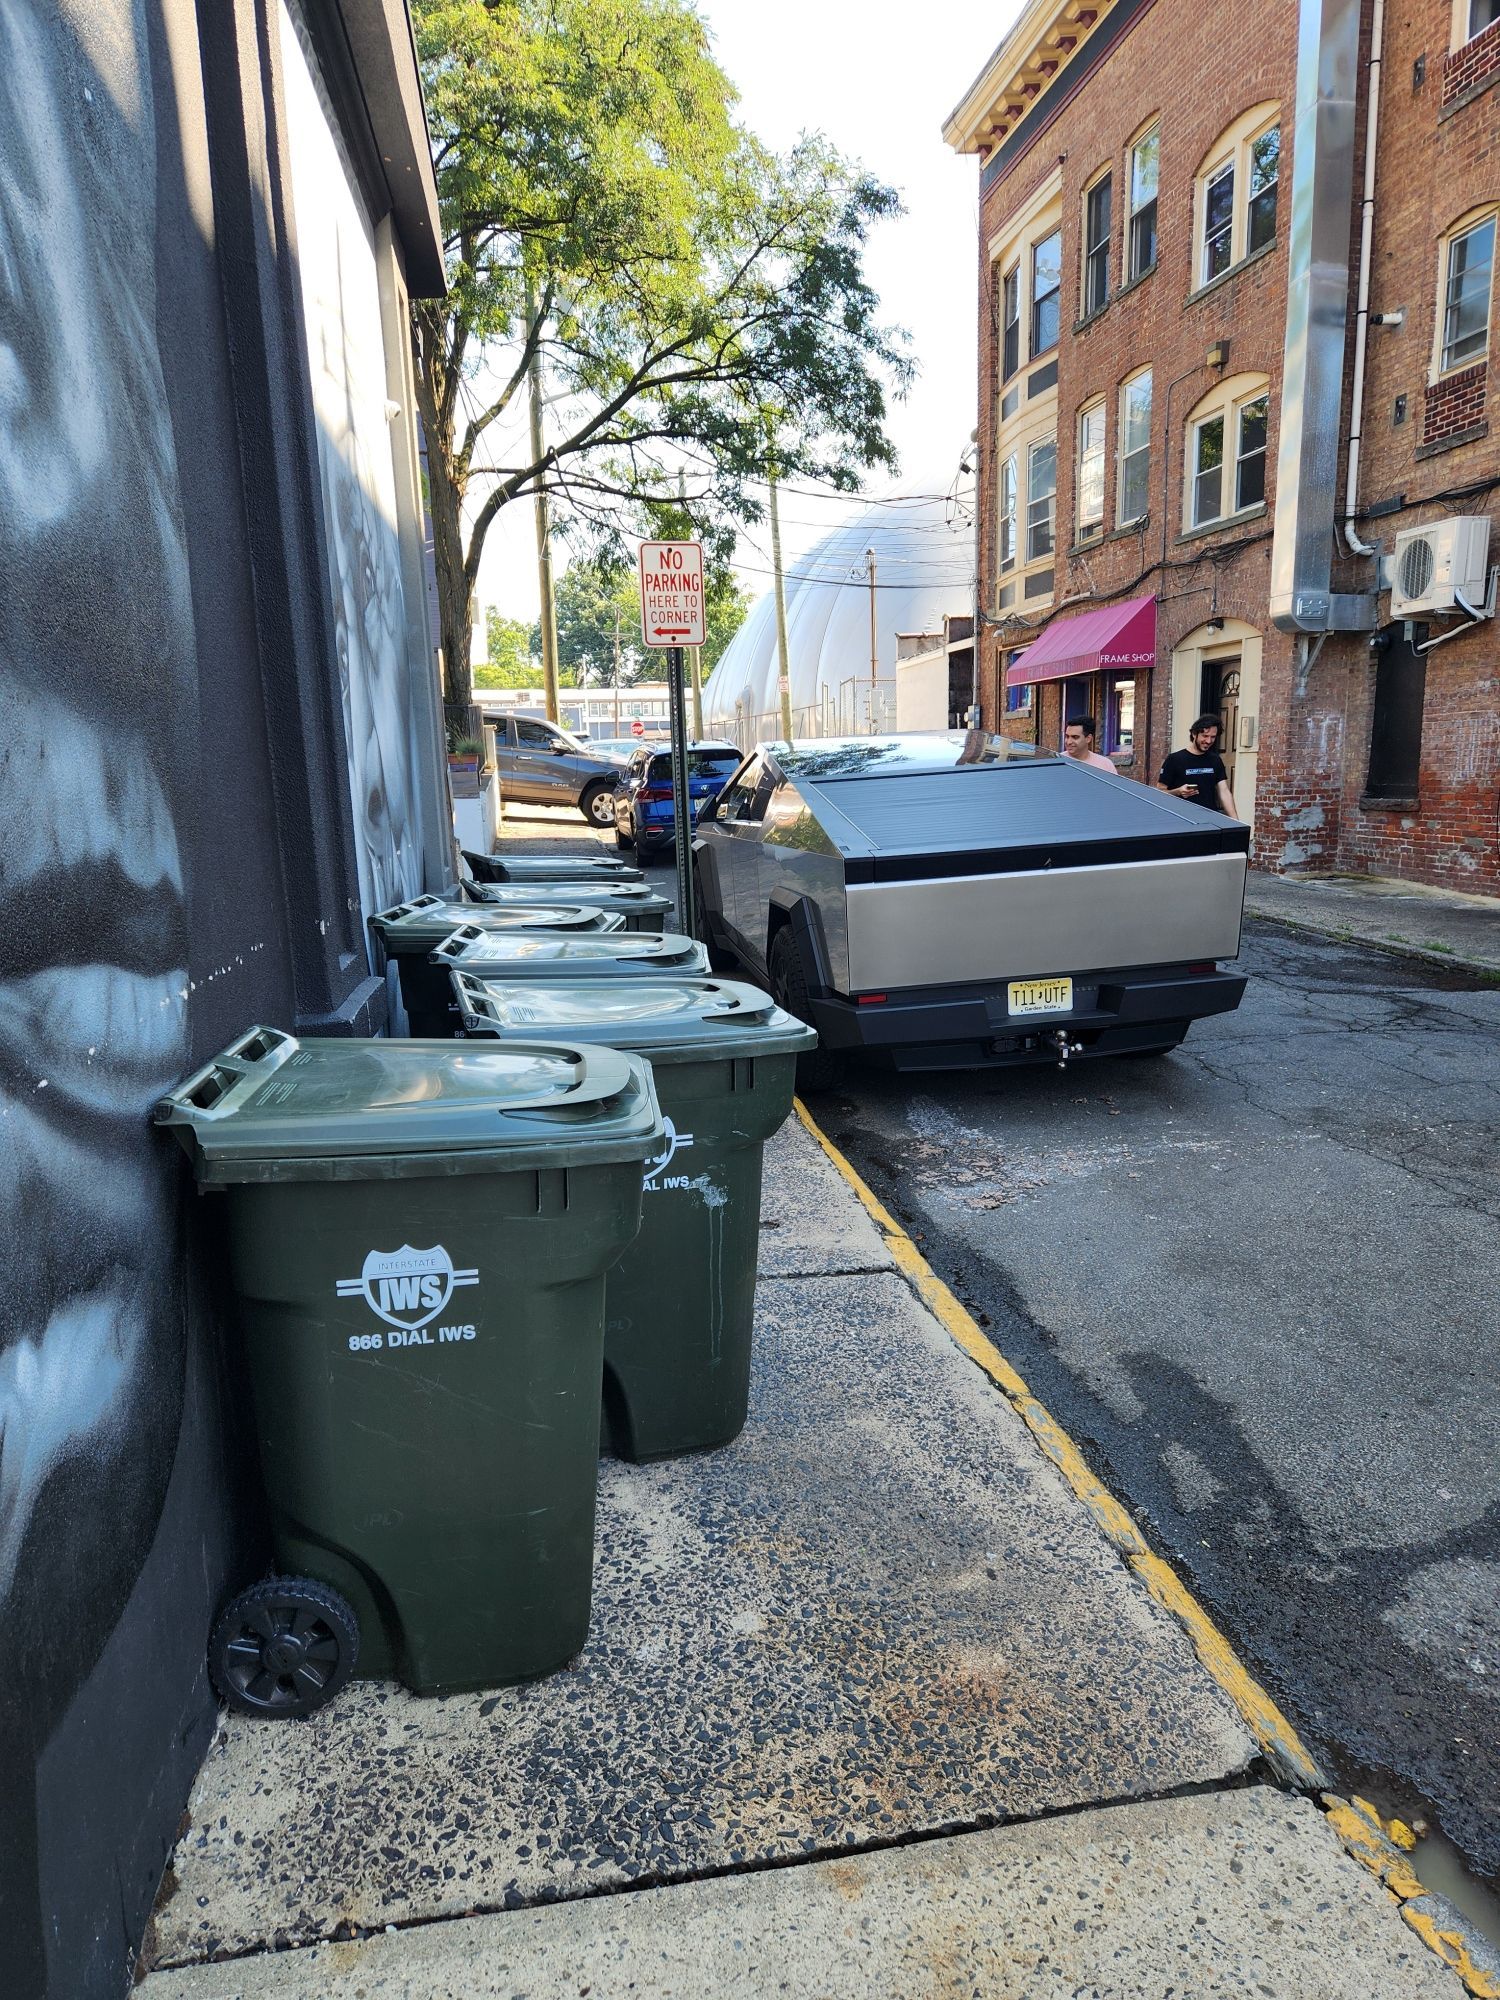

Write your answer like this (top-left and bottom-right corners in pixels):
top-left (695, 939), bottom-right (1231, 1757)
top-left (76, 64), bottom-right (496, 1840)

top-left (154, 1025), bottom-right (296, 1123)
top-left (430, 926), bottom-right (481, 964)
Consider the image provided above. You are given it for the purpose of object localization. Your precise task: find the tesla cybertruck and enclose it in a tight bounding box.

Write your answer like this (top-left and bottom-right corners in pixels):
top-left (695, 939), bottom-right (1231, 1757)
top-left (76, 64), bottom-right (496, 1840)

top-left (691, 735), bottom-right (1248, 1083)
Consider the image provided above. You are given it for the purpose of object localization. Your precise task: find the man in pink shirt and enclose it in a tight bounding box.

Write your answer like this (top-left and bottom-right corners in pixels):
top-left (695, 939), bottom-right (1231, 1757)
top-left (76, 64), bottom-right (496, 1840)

top-left (1063, 715), bottom-right (1118, 773)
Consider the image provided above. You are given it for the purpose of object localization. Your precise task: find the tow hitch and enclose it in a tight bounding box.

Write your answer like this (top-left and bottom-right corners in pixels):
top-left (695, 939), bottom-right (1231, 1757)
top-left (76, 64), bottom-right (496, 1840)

top-left (1048, 1027), bottom-right (1085, 1068)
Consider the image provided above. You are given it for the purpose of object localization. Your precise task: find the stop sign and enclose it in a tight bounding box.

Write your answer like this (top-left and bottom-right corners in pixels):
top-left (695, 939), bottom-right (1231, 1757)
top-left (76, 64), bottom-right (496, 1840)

top-left (631, 718), bottom-right (645, 737)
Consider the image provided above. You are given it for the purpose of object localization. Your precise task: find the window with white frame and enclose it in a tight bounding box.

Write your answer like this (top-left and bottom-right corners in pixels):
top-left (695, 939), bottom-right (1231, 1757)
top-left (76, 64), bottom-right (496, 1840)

top-left (1118, 369), bottom-right (1152, 523)
top-left (1031, 230), bottom-right (1062, 355)
top-left (1083, 174), bottom-right (1112, 317)
top-left (999, 452), bottom-right (1019, 570)
top-left (1126, 124), bottom-right (1159, 282)
top-left (1027, 436), bottom-right (1057, 560)
top-left (1002, 265), bottom-right (1021, 381)
top-left (1186, 378), bottom-right (1270, 528)
top-left (1077, 402), bottom-right (1106, 537)
top-left (1440, 213), bottom-right (1495, 372)
top-left (1465, 0), bottom-right (1500, 38)
top-left (1194, 108), bottom-right (1280, 288)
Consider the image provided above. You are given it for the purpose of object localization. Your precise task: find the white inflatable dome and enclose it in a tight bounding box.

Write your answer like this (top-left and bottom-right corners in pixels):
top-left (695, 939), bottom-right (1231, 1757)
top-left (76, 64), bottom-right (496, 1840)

top-left (706, 491), bottom-right (973, 738)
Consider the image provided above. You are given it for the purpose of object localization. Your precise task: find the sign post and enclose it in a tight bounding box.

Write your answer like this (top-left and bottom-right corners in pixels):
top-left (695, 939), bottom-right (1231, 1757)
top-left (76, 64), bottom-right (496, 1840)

top-left (638, 541), bottom-right (706, 938)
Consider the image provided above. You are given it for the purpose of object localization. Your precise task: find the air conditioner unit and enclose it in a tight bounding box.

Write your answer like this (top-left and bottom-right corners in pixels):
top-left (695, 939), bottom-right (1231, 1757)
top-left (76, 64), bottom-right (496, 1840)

top-left (1388, 517), bottom-right (1491, 617)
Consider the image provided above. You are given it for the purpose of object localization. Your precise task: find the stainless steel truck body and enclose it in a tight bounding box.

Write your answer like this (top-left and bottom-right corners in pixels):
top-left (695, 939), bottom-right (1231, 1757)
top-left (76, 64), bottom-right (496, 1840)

top-left (692, 735), bottom-right (1249, 1075)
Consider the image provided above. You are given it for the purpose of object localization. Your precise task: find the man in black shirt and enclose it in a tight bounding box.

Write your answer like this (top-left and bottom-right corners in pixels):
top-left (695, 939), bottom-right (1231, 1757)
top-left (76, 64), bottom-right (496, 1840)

top-left (1157, 714), bottom-right (1239, 816)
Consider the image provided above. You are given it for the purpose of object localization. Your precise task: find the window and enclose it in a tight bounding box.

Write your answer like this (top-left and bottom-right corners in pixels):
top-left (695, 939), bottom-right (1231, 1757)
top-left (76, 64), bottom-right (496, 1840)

top-left (999, 452), bottom-right (1019, 570)
top-left (1002, 265), bottom-right (1021, 381)
top-left (1247, 127), bottom-right (1280, 254)
top-left (1194, 109), bottom-right (1280, 287)
top-left (1077, 402), bottom-right (1106, 538)
top-left (1006, 676), bottom-right (1034, 716)
top-left (1186, 377), bottom-right (1271, 528)
top-left (1440, 215), bottom-right (1495, 371)
top-left (1127, 125), bottom-right (1159, 281)
top-left (1031, 230), bottom-right (1062, 355)
top-left (1118, 369), bottom-right (1152, 524)
top-left (1084, 174), bottom-right (1112, 317)
top-left (1026, 437), bottom-right (1057, 560)
top-left (515, 717), bottom-right (556, 748)
top-left (1467, 0), bottom-right (1500, 38)
top-left (1202, 161), bottom-right (1235, 282)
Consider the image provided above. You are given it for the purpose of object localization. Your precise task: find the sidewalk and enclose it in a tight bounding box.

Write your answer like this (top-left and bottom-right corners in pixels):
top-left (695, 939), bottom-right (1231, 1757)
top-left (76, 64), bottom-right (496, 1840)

top-left (1246, 870), bottom-right (1500, 976)
top-left (136, 1106), bottom-right (1483, 1997)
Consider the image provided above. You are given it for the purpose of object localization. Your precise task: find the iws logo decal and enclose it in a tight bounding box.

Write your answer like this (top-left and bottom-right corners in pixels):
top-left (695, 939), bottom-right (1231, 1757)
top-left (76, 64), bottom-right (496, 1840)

top-left (643, 1115), bottom-right (695, 1188)
top-left (335, 1245), bottom-right (479, 1331)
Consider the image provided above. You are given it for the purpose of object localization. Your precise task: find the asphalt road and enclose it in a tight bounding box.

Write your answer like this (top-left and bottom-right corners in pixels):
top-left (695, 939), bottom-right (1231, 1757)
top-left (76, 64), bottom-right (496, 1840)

top-left (813, 919), bottom-right (1500, 1889)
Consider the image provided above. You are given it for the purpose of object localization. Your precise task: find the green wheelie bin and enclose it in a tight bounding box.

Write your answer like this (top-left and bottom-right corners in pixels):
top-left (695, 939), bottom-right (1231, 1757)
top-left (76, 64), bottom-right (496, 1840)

top-left (370, 892), bottom-right (625, 1036)
top-left (462, 878), bottom-right (674, 933)
top-left (461, 848), bottom-right (643, 885)
top-left (431, 924), bottom-right (709, 984)
top-left (452, 976), bottom-right (815, 1462)
top-left (156, 1026), bottom-right (663, 1716)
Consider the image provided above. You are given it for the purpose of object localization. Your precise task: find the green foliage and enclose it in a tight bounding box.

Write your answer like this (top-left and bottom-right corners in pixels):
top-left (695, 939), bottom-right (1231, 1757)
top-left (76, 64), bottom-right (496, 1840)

top-left (411, 0), bottom-right (908, 706)
top-left (554, 556), bottom-right (750, 686)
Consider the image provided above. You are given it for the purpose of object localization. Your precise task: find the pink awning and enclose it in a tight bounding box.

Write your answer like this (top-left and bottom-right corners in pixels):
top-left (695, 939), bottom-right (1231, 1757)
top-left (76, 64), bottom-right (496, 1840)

top-left (1006, 594), bottom-right (1157, 688)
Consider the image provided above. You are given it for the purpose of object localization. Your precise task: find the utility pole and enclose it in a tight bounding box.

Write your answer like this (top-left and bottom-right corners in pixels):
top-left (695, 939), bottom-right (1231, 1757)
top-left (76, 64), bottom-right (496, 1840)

top-left (690, 644), bottom-right (705, 740)
top-left (768, 464), bottom-right (794, 742)
top-left (613, 606), bottom-right (623, 733)
top-left (526, 285), bottom-right (561, 725)
top-left (866, 546), bottom-right (878, 731)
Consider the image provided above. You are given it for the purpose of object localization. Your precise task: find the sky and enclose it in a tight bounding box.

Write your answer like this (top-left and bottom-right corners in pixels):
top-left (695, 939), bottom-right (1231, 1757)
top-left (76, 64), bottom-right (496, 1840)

top-left (475, 0), bottom-right (1018, 641)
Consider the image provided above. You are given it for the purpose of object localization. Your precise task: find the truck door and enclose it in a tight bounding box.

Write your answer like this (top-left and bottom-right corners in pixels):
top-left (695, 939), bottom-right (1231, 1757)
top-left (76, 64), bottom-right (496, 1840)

top-left (510, 716), bottom-right (569, 801)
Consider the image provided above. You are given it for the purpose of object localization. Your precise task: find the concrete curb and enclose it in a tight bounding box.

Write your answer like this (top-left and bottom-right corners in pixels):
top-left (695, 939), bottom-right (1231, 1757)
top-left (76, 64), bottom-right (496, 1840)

top-left (1244, 901), bottom-right (1500, 981)
top-left (793, 1100), bottom-right (1500, 2000)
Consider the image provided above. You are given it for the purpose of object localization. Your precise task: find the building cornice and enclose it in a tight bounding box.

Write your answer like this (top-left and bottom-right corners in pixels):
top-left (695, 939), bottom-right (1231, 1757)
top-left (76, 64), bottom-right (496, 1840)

top-left (943, 0), bottom-right (1118, 158)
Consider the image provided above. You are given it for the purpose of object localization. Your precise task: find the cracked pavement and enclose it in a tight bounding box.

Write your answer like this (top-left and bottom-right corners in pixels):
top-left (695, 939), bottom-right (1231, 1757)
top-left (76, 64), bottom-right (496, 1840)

top-left (819, 918), bottom-right (1500, 1889)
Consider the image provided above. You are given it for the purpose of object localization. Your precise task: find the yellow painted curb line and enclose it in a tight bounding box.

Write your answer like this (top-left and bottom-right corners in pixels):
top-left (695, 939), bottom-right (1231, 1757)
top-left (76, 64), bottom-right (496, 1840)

top-left (794, 1097), bottom-right (1500, 1998)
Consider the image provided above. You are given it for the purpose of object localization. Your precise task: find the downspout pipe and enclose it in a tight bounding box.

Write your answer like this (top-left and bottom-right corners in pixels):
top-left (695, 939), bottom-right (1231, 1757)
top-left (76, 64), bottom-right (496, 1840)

top-left (1342, 0), bottom-right (1386, 557)
top-left (1269, 0), bottom-right (1376, 632)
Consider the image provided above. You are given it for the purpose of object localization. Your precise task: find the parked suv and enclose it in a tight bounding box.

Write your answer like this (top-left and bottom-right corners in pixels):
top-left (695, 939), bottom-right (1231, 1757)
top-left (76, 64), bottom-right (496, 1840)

top-left (488, 714), bottom-right (629, 827)
top-left (613, 742), bottom-right (740, 856)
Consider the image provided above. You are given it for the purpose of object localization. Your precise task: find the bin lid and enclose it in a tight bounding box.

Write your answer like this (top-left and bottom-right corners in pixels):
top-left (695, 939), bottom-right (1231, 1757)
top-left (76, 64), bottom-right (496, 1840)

top-left (452, 976), bottom-right (817, 1063)
top-left (461, 850), bottom-right (643, 883)
top-left (370, 892), bottom-right (624, 950)
top-left (432, 927), bottom-right (709, 977)
top-left (155, 1026), bottom-right (664, 1183)
top-left (463, 880), bottom-right (673, 915)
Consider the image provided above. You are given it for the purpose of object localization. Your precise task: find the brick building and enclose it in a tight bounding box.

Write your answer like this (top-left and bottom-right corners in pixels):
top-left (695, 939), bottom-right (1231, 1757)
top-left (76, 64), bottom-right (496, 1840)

top-left (944, 0), bottom-right (1500, 889)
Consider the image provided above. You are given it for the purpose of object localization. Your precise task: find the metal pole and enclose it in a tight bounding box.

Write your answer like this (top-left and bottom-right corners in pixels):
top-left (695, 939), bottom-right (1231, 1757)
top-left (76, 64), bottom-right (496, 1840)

top-left (768, 465), bottom-right (794, 741)
top-left (526, 288), bottom-right (561, 726)
top-left (668, 644), bottom-right (695, 937)
top-left (690, 644), bottom-right (705, 740)
top-left (613, 607), bottom-right (622, 732)
top-left (866, 547), bottom-right (878, 731)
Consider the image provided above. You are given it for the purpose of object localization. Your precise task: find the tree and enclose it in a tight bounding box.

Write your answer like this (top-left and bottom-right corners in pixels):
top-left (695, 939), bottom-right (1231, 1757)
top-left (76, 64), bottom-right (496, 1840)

top-left (472, 610), bottom-right (539, 688)
top-left (554, 557), bottom-right (751, 689)
top-left (410, 0), bottom-right (907, 710)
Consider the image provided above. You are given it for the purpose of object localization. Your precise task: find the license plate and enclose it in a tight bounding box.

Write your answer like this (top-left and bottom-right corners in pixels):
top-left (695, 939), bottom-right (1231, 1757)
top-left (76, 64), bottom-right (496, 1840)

top-left (1008, 976), bottom-right (1073, 1017)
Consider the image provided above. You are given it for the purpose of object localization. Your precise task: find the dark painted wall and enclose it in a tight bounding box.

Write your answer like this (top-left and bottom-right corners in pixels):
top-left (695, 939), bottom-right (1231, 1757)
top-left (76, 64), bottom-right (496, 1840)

top-left (0, 2), bottom-right (440, 1991)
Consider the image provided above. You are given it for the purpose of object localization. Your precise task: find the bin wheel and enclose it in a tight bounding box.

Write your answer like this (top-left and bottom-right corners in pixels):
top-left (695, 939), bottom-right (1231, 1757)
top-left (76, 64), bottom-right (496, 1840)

top-left (209, 1576), bottom-right (359, 1719)
top-left (769, 929), bottom-right (846, 1094)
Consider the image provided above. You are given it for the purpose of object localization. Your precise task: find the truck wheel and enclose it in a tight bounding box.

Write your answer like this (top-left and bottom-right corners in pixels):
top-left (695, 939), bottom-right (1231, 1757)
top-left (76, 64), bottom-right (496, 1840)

top-left (770, 929), bottom-right (846, 1093)
top-left (580, 782), bottom-right (616, 828)
top-left (209, 1576), bottom-right (358, 1719)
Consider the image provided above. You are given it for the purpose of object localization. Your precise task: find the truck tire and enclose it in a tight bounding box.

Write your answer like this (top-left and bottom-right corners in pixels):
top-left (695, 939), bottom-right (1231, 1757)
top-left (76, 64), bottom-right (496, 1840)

top-left (770, 929), bottom-right (846, 1094)
top-left (580, 780), bottom-right (617, 828)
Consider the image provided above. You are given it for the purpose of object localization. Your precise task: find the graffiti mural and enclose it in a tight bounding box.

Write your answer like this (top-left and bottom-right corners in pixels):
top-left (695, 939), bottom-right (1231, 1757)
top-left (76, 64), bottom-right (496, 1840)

top-left (0, 0), bottom-right (196, 1983)
top-left (278, 0), bottom-right (424, 930)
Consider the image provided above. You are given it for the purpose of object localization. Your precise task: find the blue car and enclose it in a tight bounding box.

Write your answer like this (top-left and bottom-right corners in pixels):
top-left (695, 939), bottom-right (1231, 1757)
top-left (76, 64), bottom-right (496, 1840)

top-left (613, 741), bottom-right (740, 856)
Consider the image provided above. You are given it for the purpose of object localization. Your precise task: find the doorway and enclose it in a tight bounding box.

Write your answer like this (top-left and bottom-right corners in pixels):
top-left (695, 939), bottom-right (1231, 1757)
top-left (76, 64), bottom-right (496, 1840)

top-left (1201, 658), bottom-right (1242, 795)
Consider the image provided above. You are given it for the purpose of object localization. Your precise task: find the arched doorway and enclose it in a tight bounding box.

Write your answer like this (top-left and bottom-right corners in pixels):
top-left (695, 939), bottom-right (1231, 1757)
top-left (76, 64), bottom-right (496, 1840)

top-left (1170, 620), bottom-right (1262, 842)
